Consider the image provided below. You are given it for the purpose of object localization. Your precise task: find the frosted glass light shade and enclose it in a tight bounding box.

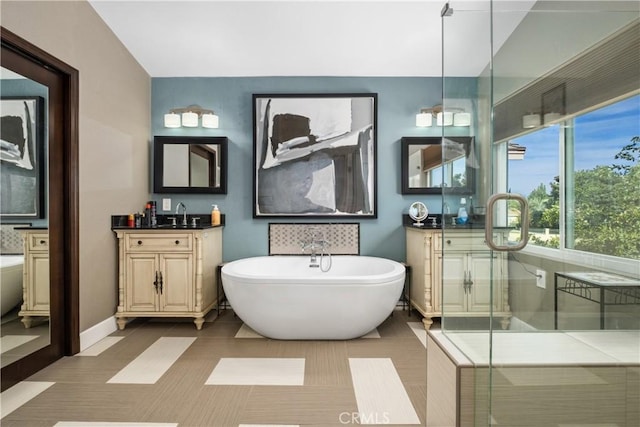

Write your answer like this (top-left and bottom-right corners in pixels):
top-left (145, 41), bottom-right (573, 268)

top-left (522, 113), bottom-right (541, 128)
top-left (182, 111), bottom-right (199, 127)
top-left (436, 111), bottom-right (453, 126)
top-left (453, 112), bottom-right (471, 126)
top-left (164, 112), bottom-right (181, 128)
top-left (544, 112), bottom-right (562, 124)
top-left (415, 112), bottom-right (433, 127)
top-left (202, 113), bottom-right (219, 129)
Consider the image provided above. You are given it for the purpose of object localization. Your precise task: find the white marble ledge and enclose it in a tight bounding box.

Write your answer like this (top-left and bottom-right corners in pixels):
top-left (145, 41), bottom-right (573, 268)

top-left (431, 330), bottom-right (639, 366)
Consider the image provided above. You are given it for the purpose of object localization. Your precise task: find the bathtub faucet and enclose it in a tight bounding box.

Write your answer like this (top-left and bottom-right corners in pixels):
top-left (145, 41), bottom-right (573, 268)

top-left (301, 229), bottom-right (329, 267)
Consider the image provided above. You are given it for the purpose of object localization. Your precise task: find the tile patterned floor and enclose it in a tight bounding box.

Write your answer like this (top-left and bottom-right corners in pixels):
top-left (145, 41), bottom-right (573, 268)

top-left (1, 309), bottom-right (427, 426)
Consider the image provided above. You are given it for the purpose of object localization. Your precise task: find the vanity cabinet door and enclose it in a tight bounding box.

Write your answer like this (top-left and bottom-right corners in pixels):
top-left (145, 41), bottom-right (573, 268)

top-left (466, 252), bottom-right (504, 313)
top-left (25, 252), bottom-right (50, 311)
top-left (126, 253), bottom-right (159, 312)
top-left (159, 253), bottom-right (193, 312)
top-left (440, 252), bottom-right (467, 312)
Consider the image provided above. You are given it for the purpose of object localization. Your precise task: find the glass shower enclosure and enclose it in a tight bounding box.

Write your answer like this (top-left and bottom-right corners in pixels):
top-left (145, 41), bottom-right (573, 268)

top-left (428, 1), bottom-right (640, 425)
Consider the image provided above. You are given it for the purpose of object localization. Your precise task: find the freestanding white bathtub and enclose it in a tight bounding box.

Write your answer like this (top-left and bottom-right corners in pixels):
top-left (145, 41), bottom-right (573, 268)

top-left (1, 255), bottom-right (24, 317)
top-left (221, 255), bottom-right (405, 340)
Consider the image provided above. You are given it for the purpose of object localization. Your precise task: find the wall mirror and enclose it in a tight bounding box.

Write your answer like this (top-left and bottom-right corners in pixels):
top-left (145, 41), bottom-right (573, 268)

top-left (153, 135), bottom-right (227, 194)
top-left (401, 136), bottom-right (474, 194)
top-left (0, 66), bottom-right (51, 370)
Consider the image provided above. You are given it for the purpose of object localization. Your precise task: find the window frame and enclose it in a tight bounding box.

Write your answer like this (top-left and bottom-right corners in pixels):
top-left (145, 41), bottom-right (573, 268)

top-left (497, 95), bottom-right (640, 277)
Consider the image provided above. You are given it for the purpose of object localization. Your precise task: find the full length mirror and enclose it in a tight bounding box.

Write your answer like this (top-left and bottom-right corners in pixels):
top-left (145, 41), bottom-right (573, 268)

top-left (0, 66), bottom-right (50, 369)
top-left (401, 136), bottom-right (474, 194)
top-left (153, 136), bottom-right (227, 194)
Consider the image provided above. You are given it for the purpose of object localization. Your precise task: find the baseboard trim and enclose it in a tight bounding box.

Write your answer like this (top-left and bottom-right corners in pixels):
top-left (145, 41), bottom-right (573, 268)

top-left (79, 316), bottom-right (117, 352)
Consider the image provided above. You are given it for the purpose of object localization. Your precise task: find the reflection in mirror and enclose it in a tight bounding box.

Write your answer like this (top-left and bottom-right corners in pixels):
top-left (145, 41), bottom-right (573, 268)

top-left (401, 136), bottom-right (474, 194)
top-left (0, 67), bottom-right (50, 369)
top-left (154, 136), bottom-right (227, 194)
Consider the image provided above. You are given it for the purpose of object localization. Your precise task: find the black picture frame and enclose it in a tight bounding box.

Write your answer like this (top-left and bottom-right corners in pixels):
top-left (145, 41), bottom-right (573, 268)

top-left (400, 136), bottom-right (474, 195)
top-left (153, 135), bottom-right (228, 194)
top-left (253, 93), bottom-right (377, 218)
top-left (0, 96), bottom-right (45, 218)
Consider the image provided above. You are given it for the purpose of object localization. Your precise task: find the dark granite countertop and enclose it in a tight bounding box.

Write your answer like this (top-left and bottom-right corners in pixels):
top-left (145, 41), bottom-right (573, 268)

top-left (111, 214), bottom-right (224, 231)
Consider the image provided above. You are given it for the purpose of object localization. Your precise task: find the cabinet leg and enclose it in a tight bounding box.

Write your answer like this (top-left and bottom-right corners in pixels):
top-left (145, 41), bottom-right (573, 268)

top-left (194, 318), bottom-right (204, 330)
top-left (21, 316), bottom-right (33, 329)
top-left (500, 316), bottom-right (511, 330)
top-left (116, 317), bottom-right (127, 330)
top-left (422, 317), bottom-right (434, 330)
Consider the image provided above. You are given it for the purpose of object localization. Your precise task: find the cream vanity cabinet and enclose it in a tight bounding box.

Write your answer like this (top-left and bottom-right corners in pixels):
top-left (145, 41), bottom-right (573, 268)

top-left (18, 229), bottom-right (50, 328)
top-left (406, 227), bottom-right (511, 329)
top-left (114, 228), bottom-right (222, 330)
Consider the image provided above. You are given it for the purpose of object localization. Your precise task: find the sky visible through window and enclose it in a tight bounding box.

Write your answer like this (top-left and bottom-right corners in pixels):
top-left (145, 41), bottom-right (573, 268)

top-left (508, 95), bottom-right (639, 197)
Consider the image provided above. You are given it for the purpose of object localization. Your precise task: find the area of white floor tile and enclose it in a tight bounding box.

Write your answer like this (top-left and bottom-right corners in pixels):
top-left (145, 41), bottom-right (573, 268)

top-left (238, 425), bottom-right (300, 427)
top-left (107, 337), bottom-right (196, 384)
top-left (206, 358), bottom-right (305, 386)
top-left (360, 329), bottom-right (380, 338)
top-left (0, 335), bottom-right (40, 353)
top-left (76, 336), bottom-right (124, 356)
top-left (348, 358), bottom-right (421, 425)
top-left (0, 381), bottom-right (55, 418)
top-left (407, 322), bottom-right (427, 348)
top-left (54, 423), bottom-right (178, 427)
top-left (235, 324), bottom-right (264, 338)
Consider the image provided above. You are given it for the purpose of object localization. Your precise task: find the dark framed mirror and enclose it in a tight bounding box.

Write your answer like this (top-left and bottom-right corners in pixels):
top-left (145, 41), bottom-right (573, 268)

top-left (401, 136), bottom-right (474, 194)
top-left (153, 135), bottom-right (227, 194)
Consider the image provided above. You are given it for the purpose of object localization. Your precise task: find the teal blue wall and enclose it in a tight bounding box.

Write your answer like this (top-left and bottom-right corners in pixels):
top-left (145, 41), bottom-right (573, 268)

top-left (151, 77), bottom-right (476, 262)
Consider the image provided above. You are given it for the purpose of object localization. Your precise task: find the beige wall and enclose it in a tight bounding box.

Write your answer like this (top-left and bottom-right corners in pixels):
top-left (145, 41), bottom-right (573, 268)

top-left (1, 1), bottom-right (151, 335)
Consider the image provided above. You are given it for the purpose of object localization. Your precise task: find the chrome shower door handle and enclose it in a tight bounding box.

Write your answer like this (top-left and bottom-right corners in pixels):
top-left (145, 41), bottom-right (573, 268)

top-left (485, 192), bottom-right (529, 252)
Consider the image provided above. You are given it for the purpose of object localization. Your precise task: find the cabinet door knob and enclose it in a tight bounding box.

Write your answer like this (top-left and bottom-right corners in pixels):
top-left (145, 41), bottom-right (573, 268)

top-left (175, 240), bottom-right (180, 245)
top-left (40, 240), bottom-right (46, 244)
top-left (137, 240), bottom-right (142, 245)
top-left (446, 240), bottom-right (451, 245)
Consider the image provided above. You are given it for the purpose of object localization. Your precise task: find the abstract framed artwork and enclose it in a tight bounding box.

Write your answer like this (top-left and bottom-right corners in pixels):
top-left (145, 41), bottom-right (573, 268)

top-left (0, 96), bottom-right (45, 218)
top-left (253, 93), bottom-right (377, 218)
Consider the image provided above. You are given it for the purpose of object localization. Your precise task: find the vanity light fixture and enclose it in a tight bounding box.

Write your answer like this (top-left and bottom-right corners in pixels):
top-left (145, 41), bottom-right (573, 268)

top-left (416, 108), bottom-right (434, 127)
top-left (163, 104), bottom-right (219, 129)
top-left (543, 112), bottom-right (562, 125)
top-left (164, 112), bottom-right (181, 128)
top-left (416, 104), bottom-right (470, 127)
top-left (453, 111), bottom-right (471, 127)
top-left (522, 113), bottom-right (541, 129)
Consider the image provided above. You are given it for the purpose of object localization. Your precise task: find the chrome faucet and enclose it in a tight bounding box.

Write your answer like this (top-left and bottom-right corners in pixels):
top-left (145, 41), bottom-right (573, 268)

top-left (301, 228), bottom-right (328, 267)
top-left (176, 202), bottom-right (187, 226)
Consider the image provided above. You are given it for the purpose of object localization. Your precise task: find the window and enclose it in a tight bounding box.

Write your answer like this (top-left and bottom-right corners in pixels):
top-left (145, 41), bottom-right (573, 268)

top-left (506, 94), bottom-right (640, 261)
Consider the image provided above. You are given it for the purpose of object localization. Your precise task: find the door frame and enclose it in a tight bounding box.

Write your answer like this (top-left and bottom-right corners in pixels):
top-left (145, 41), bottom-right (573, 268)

top-left (1, 26), bottom-right (79, 391)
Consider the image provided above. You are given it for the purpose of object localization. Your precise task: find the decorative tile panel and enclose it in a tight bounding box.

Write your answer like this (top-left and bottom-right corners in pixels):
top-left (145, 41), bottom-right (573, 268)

top-left (269, 223), bottom-right (359, 255)
top-left (0, 224), bottom-right (29, 254)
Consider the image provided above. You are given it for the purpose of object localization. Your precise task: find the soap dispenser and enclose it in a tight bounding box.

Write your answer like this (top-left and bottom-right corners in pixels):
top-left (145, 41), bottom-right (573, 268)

top-left (456, 198), bottom-right (468, 225)
top-left (211, 204), bottom-right (221, 226)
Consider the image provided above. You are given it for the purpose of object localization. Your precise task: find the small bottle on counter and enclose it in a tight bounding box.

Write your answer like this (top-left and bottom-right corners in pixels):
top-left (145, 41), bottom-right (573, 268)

top-left (211, 204), bottom-right (221, 226)
top-left (456, 198), bottom-right (468, 225)
top-left (150, 201), bottom-right (157, 227)
top-left (127, 214), bottom-right (134, 227)
top-left (134, 212), bottom-right (142, 228)
top-left (145, 202), bottom-right (152, 227)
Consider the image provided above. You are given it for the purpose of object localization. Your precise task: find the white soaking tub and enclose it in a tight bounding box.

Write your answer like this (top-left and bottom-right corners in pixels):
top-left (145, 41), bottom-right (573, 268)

top-left (221, 255), bottom-right (405, 340)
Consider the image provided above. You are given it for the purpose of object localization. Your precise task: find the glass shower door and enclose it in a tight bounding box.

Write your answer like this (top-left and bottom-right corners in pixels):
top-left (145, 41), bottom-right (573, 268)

top-left (439, 1), bottom-right (640, 426)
